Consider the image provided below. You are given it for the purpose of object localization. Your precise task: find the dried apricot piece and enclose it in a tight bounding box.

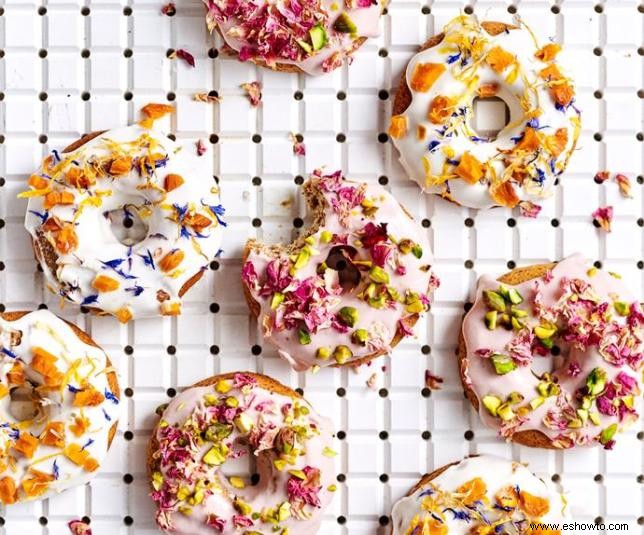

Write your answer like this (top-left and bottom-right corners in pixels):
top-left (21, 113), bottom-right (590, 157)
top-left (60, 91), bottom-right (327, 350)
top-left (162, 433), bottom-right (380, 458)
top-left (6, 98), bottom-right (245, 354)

top-left (7, 362), bottom-right (25, 385)
top-left (515, 127), bottom-right (541, 152)
top-left (13, 433), bottom-right (39, 459)
top-left (54, 225), bottom-right (79, 254)
top-left (64, 443), bottom-right (90, 466)
top-left (428, 95), bottom-right (455, 125)
top-left (73, 386), bottom-right (106, 407)
top-left (28, 174), bottom-right (49, 190)
top-left (552, 83), bottom-right (574, 107)
top-left (69, 415), bottom-right (90, 437)
top-left (410, 63), bottom-right (446, 92)
top-left (486, 46), bottom-right (515, 73)
top-left (92, 274), bottom-right (120, 293)
top-left (0, 477), bottom-right (17, 504)
top-left (43, 191), bottom-right (75, 210)
top-left (545, 128), bottom-right (568, 157)
top-left (65, 166), bottom-right (94, 189)
top-left (159, 249), bottom-right (185, 272)
top-left (490, 180), bottom-right (520, 208)
top-left (164, 173), bottom-right (185, 192)
top-left (161, 301), bottom-right (181, 316)
top-left (40, 421), bottom-right (65, 448)
top-left (454, 152), bottom-right (486, 184)
top-left (109, 156), bottom-right (133, 176)
top-left (520, 490), bottom-right (550, 517)
top-left (455, 476), bottom-right (487, 505)
top-left (22, 469), bottom-right (55, 498)
top-left (83, 457), bottom-right (99, 472)
top-left (388, 115), bottom-right (408, 139)
top-left (114, 307), bottom-right (133, 324)
top-left (535, 43), bottom-right (562, 62)
top-left (478, 83), bottom-right (499, 98)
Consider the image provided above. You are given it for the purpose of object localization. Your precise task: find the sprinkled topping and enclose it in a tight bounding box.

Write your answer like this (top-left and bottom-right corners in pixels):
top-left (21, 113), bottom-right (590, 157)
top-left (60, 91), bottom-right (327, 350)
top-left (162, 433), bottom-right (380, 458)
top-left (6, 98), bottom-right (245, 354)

top-left (243, 170), bottom-right (438, 371)
top-left (592, 205), bottom-right (613, 233)
top-left (241, 81), bottom-right (262, 107)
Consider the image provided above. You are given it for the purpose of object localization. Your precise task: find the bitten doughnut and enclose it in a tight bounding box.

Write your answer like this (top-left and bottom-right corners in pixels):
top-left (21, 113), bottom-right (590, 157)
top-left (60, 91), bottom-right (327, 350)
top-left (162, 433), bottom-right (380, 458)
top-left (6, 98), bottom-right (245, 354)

top-left (242, 170), bottom-right (439, 371)
top-left (459, 254), bottom-right (643, 449)
top-left (389, 15), bottom-right (581, 210)
top-left (148, 372), bottom-right (335, 534)
top-left (22, 104), bottom-right (225, 322)
top-left (0, 310), bottom-right (120, 504)
top-left (202, 0), bottom-right (385, 74)
top-left (391, 455), bottom-right (569, 533)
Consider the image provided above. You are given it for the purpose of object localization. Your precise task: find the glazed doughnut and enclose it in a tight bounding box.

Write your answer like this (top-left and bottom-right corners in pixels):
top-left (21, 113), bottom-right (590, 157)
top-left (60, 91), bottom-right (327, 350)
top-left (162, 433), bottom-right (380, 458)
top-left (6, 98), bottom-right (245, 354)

top-left (389, 15), bottom-right (581, 210)
top-left (459, 254), bottom-right (643, 449)
top-left (241, 170), bottom-right (439, 371)
top-left (22, 105), bottom-right (225, 322)
top-left (202, 0), bottom-right (385, 74)
top-left (148, 372), bottom-right (335, 534)
top-left (391, 455), bottom-right (569, 533)
top-left (0, 310), bottom-right (120, 504)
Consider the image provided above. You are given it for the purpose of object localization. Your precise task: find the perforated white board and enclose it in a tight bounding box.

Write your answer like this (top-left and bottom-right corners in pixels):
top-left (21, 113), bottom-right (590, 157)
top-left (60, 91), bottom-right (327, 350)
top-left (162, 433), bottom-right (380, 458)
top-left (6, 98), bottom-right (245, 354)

top-left (0, 0), bottom-right (642, 533)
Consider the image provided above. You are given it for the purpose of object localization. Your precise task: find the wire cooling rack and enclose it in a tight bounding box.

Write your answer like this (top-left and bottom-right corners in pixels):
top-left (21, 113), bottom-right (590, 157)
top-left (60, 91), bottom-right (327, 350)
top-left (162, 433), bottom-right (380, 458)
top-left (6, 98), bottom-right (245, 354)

top-left (0, 0), bottom-right (642, 533)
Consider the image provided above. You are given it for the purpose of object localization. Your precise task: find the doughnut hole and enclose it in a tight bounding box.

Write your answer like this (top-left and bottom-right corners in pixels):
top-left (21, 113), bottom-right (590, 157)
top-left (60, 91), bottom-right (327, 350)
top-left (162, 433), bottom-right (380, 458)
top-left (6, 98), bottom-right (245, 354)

top-left (9, 384), bottom-right (44, 422)
top-left (104, 204), bottom-right (149, 246)
top-left (471, 95), bottom-right (511, 140)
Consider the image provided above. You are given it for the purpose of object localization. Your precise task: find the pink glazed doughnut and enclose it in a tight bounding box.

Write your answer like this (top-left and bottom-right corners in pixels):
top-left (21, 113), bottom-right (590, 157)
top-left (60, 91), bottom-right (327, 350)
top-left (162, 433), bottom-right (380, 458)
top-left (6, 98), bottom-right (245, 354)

top-left (242, 170), bottom-right (439, 371)
top-left (459, 254), bottom-right (643, 449)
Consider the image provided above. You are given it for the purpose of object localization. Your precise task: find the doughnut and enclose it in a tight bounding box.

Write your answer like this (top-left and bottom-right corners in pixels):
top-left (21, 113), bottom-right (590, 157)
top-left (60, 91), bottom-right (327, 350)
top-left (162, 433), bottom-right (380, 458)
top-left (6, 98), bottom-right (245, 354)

top-left (22, 104), bottom-right (225, 322)
top-left (202, 0), bottom-right (385, 74)
top-left (241, 170), bottom-right (439, 371)
top-left (391, 455), bottom-right (569, 533)
top-left (459, 254), bottom-right (643, 449)
top-left (0, 310), bottom-right (120, 504)
top-left (148, 372), bottom-right (335, 534)
top-left (389, 15), bottom-right (581, 210)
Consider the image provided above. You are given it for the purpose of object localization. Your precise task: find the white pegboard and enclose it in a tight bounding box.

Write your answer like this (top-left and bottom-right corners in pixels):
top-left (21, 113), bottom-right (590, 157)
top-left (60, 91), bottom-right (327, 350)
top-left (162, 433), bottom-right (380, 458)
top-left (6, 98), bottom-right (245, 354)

top-left (0, 0), bottom-right (642, 534)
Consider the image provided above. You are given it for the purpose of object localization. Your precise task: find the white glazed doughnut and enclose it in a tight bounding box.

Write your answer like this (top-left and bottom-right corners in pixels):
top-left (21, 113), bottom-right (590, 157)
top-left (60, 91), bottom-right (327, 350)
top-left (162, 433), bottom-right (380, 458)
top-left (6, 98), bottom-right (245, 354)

top-left (0, 310), bottom-right (119, 504)
top-left (203, 0), bottom-right (385, 75)
top-left (149, 372), bottom-right (335, 534)
top-left (242, 170), bottom-right (439, 371)
top-left (22, 105), bottom-right (225, 322)
top-left (461, 254), bottom-right (643, 449)
top-left (391, 455), bottom-right (569, 534)
top-left (389, 15), bottom-right (581, 210)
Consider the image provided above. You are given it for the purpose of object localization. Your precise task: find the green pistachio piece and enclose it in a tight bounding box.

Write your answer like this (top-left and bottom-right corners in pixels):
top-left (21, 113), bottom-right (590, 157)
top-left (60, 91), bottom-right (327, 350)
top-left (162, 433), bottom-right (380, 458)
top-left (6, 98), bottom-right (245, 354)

top-left (483, 290), bottom-right (506, 312)
top-left (225, 396), bottom-right (239, 407)
top-left (152, 471), bottom-right (164, 491)
top-left (589, 412), bottom-right (601, 426)
top-left (292, 248), bottom-right (311, 271)
top-left (511, 307), bottom-right (528, 318)
top-left (497, 403), bottom-right (515, 421)
top-left (506, 288), bottom-right (524, 305)
top-left (576, 408), bottom-right (589, 424)
top-left (297, 40), bottom-right (312, 54)
top-left (338, 306), bottom-right (358, 327)
top-left (506, 391), bottom-right (524, 405)
top-left (482, 395), bottom-right (502, 417)
top-left (234, 413), bottom-right (254, 434)
top-left (277, 501), bottom-right (291, 522)
top-left (369, 266), bottom-right (390, 284)
top-left (398, 239), bottom-right (413, 254)
top-left (490, 354), bottom-right (517, 375)
top-left (586, 367), bottom-right (607, 396)
top-left (613, 301), bottom-right (629, 316)
top-left (363, 282), bottom-right (377, 299)
top-left (406, 300), bottom-right (425, 314)
top-left (534, 323), bottom-right (557, 339)
top-left (333, 12), bottom-right (358, 35)
top-left (309, 24), bottom-right (328, 51)
top-left (539, 337), bottom-right (554, 349)
top-left (316, 347), bottom-right (331, 360)
top-left (510, 316), bottom-right (524, 331)
top-left (567, 418), bottom-right (583, 429)
top-left (599, 423), bottom-right (618, 445)
top-left (332, 345), bottom-right (353, 364)
top-left (204, 423), bottom-right (233, 442)
top-left (484, 310), bottom-right (498, 330)
top-left (368, 295), bottom-right (386, 309)
top-left (411, 243), bottom-right (423, 259)
top-left (203, 443), bottom-right (229, 466)
top-left (537, 381), bottom-right (560, 398)
top-left (215, 380), bottom-right (232, 393)
top-left (351, 329), bottom-right (369, 345)
top-left (298, 328), bottom-right (311, 345)
top-left (234, 497), bottom-right (253, 516)
top-left (271, 292), bottom-right (285, 310)
top-left (529, 396), bottom-right (545, 410)
top-left (320, 230), bottom-right (333, 244)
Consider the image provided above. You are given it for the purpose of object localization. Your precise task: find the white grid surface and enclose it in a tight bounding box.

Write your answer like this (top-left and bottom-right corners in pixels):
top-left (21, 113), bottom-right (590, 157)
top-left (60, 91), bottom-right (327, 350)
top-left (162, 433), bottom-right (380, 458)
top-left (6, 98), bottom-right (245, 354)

top-left (0, 0), bottom-right (643, 533)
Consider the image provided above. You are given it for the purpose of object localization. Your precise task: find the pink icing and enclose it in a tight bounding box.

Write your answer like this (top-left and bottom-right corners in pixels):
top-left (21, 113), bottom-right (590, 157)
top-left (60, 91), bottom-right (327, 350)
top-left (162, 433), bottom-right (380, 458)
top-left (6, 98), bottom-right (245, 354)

top-left (462, 254), bottom-right (643, 449)
top-left (243, 170), bottom-right (439, 371)
top-left (203, 0), bottom-right (383, 75)
top-left (151, 373), bottom-right (336, 534)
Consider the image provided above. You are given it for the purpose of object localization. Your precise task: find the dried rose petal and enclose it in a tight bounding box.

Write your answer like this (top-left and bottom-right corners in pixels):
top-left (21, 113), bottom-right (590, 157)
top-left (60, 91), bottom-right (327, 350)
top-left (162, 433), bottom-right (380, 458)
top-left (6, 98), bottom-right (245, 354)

top-left (161, 2), bottom-right (176, 16)
top-left (518, 200), bottom-right (542, 218)
top-left (196, 139), bottom-right (207, 156)
top-left (241, 81), bottom-right (262, 107)
top-left (289, 133), bottom-right (306, 156)
top-left (366, 373), bottom-right (378, 390)
top-left (593, 170), bottom-right (610, 184)
top-left (425, 369), bottom-right (443, 390)
top-left (193, 92), bottom-right (221, 103)
top-left (615, 173), bottom-right (632, 198)
top-left (592, 205), bottom-right (613, 233)
top-left (174, 49), bottom-right (195, 67)
top-left (68, 520), bottom-right (92, 535)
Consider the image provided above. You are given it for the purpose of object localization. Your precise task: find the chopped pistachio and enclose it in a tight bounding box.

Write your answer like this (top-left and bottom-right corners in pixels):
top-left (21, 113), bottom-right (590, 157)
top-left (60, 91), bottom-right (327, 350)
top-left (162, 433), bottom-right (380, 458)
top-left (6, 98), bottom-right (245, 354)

top-left (576, 408), bottom-right (589, 424)
top-left (234, 497), bottom-right (253, 516)
top-left (292, 247), bottom-right (310, 272)
top-left (322, 446), bottom-right (337, 457)
top-left (152, 471), bottom-right (164, 491)
top-left (398, 239), bottom-right (413, 254)
top-left (600, 423), bottom-right (618, 445)
top-left (567, 418), bottom-right (582, 429)
top-left (351, 328), bottom-right (369, 345)
top-left (537, 381), bottom-right (560, 398)
top-left (506, 288), bottom-right (523, 305)
top-left (320, 230), bottom-right (333, 244)
top-left (225, 396), bottom-right (239, 408)
top-left (613, 301), bottom-right (629, 316)
top-left (529, 397), bottom-right (545, 410)
top-left (534, 323), bottom-right (557, 339)
top-left (229, 476), bottom-right (245, 489)
top-left (333, 345), bottom-right (353, 364)
top-left (369, 266), bottom-right (390, 284)
top-left (234, 413), bottom-right (254, 434)
top-left (587, 267), bottom-right (598, 277)
top-left (497, 403), bottom-right (515, 421)
top-left (368, 295), bottom-right (386, 309)
top-left (483, 290), bottom-right (506, 312)
top-left (511, 307), bottom-right (528, 318)
top-left (288, 469), bottom-right (307, 480)
top-left (506, 391), bottom-right (524, 405)
top-left (586, 367), bottom-right (607, 396)
top-left (158, 418), bottom-right (169, 427)
top-left (309, 24), bottom-right (327, 51)
top-left (277, 501), bottom-right (291, 522)
top-left (203, 394), bottom-right (218, 406)
top-left (490, 354), bottom-right (517, 375)
top-left (215, 380), bottom-right (232, 393)
top-left (516, 407), bottom-right (530, 417)
top-left (608, 271), bottom-right (621, 279)
top-left (482, 395), bottom-right (502, 417)
top-left (178, 506), bottom-right (192, 516)
top-left (298, 328), bottom-right (311, 345)
top-left (204, 423), bottom-right (233, 442)
top-left (328, 484), bottom-right (337, 492)
top-left (271, 292), bottom-right (285, 310)
top-left (203, 443), bottom-right (229, 466)
top-left (316, 347), bottom-right (331, 360)
top-left (273, 459), bottom-right (287, 471)
top-left (406, 299), bottom-right (424, 314)
top-left (539, 337), bottom-right (554, 349)
top-left (338, 306), bottom-right (358, 327)
top-left (333, 12), bottom-right (357, 34)
top-left (589, 411), bottom-right (601, 426)
top-left (411, 243), bottom-right (423, 259)
top-left (510, 317), bottom-right (524, 331)
top-left (484, 310), bottom-right (498, 330)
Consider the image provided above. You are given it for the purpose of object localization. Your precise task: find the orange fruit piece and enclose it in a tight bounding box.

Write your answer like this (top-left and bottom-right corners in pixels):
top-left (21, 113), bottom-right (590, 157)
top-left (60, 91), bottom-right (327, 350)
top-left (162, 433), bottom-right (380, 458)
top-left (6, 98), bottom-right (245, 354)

top-left (43, 191), bottom-right (75, 210)
top-left (388, 115), bottom-right (408, 139)
top-left (69, 415), bottom-right (90, 437)
top-left (520, 490), bottom-right (550, 517)
top-left (456, 476), bottom-right (488, 505)
top-left (7, 362), bottom-right (25, 385)
top-left (28, 174), bottom-right (49, 190)
top-left (109, 156), bottom-right (132, 176)
top-left (515, 127), bottom-right (541, 152)
top-left (164, 173), bottom-right (185, 192)
top-left (73, 386), bottom-right (105, 407)
top-left (0, 477), bottom-right (17, 505)
top-left (40, 421), bottom-right (65, 448)
top-left (410, 63), bottom-right (446, 92)
top-left (490, 180), bottom-right (520, 208)
top-left (22, 469), bottom-right (55, 498)
top-left (428, 95), bottom-right (455, 125)
top-left (54, 225), bottom-right (79, 254)
top-left (115, 307), bottom-right (133, 323)
top-left (14, 433), bottom-right (39, 459)
top-left (535, 43), bottom-right (562, 62)
top-left (454, 152), bottom-right (486, 184)
top-left (486, 46), bottom-right (515, 73)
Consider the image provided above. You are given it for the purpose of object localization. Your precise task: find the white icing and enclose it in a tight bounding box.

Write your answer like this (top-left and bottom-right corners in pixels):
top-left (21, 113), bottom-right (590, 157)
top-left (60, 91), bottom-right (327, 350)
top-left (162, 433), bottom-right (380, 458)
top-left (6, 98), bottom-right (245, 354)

top-left (391, 455), bottom-right (570, 534)
top-left (24, 125), bottom-right (224, 321)
top-left (0, 310), bottom-right (119, 502)
top-left (391, 15), bottom-right (581, 209)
